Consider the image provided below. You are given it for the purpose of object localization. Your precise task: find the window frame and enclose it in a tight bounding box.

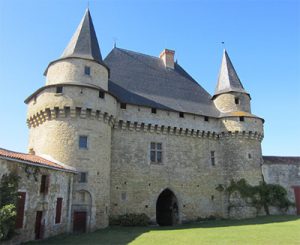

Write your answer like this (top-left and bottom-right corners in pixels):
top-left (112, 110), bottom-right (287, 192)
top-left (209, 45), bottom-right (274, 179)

top-left (78, 172), bottom-right (88, 183)
top-left (56, 86), bottom-right (63, 94)
top-left (55, 197), bottom-right (63, 224)
top-left (40, 175), bottom-right (50, 194)
top-left (150, 142), bottom-right (163, 164)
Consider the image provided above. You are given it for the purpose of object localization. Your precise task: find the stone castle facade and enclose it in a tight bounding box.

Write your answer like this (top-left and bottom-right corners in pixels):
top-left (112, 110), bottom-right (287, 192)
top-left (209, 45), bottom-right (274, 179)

top-left (1, 9), bottom-right (299, 244)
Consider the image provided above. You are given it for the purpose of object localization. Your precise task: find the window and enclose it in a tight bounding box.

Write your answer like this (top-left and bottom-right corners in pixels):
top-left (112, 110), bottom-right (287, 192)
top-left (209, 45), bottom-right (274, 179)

top-left (76, 107), bottom-right (81, 117)
top-left (151, 108), bottom-right (157, 114)
top-left (40, 175), bottom-right (50, 194)
top-left (56, 86), bottom-right (63, 94)
top-left (240, 116), bottom-right (245, 122)
top-left (210, 151), bottom-right (215, 166)
top-left (179, 112), bottom-right (184, 118)
top-left (99, 90), bottom-right (105, 99)
top-left (150, 142), bottom-right (162, 164)
top-left (15, 192), bottom-right (26, 229)
top-left (235, 97), bottom-right (240, 104)
top-left (78, 172), bottom-right (87, 183)
top-left (204, 116), bottom-right (209, 122)
top-left (55, 198), bottom-right (63, 224)
top-left (84, 66), bottom-right (91, 75)
top-left (120, 103), bottom-right (127, 109)
top-left (79, 136), bottom-right (88, 149)
top-left (248, 153), bottom-right (252, 159)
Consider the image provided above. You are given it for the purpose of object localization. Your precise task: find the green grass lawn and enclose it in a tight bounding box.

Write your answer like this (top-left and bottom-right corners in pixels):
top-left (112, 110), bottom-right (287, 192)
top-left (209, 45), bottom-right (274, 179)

top-left (26, 215), bottom-right (300, 245)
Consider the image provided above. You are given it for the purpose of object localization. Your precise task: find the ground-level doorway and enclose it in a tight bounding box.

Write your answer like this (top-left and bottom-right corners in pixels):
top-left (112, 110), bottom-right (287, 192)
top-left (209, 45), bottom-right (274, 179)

top-left (73, 211), bottom-right (87, 233)
top-left (293, 186), bottom-right (300, 215)
top-left (35, 211), bottom-right (43, 240)
top-left (156, 189), bottom-right (179, 226)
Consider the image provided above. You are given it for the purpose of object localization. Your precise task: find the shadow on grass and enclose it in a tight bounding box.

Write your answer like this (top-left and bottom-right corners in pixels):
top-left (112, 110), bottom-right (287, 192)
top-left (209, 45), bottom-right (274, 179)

top-left (25, 215), bottom-right (299, 245)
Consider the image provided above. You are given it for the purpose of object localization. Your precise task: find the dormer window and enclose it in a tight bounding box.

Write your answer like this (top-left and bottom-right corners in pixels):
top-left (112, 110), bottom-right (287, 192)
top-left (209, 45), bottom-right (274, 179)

top-left (235, 97), bottom-right (240, 104)
top-left (84, 66), bottom-right (91, 75)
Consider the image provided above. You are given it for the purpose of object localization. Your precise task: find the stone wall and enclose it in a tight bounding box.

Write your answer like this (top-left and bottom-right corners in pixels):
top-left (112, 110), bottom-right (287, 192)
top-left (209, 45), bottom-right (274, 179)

top-left (0, 159), bottom-right (74, 244)
top-left (262, 156), bottom-right (300, 215)
top-left (213, 92), bottom-right (251, 113)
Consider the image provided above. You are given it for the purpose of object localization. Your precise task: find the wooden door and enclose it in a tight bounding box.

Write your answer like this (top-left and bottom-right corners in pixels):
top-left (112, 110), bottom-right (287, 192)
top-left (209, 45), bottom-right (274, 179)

top-left (73, 211), bottom-right (87, 233)
top-left (294, 186), bottom-right (300, 215)
top-left (35, 211), bottom-right (43, 240)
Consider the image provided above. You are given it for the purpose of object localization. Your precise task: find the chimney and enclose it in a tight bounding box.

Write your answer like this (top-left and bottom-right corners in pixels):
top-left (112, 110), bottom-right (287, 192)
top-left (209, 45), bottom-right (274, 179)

top-left (28, 148), bottom-right (35, 155)
top-left (160, 49), bottom-right (175, 69)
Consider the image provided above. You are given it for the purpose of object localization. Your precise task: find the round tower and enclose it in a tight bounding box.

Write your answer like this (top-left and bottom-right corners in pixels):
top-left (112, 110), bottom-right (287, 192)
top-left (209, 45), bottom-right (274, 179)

top-left (213, 50), bottom-right (264, 186)
top-left (25, 9), bottom-right (117, 230)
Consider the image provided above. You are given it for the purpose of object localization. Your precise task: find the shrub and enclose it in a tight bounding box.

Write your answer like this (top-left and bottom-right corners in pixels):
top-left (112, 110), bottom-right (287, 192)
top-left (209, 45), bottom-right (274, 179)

top-left (0, 204), bottom-right (17, 240)
top-left (114, 213), bottom-right (150, 226)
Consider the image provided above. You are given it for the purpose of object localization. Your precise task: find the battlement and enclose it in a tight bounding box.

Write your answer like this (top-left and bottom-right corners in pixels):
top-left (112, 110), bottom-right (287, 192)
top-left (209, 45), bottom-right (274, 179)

top-left (27, 106), bottom-right (116, 128)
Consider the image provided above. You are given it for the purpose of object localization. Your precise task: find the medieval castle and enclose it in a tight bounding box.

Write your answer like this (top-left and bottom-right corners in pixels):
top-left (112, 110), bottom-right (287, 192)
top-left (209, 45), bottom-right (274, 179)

top-left (1, 9), bottom-right (299, 243)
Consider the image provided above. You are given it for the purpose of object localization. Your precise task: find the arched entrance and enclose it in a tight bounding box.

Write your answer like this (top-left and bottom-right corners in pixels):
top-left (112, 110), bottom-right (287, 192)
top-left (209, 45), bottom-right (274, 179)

top-left (156, 189), bottom-right (179, 226)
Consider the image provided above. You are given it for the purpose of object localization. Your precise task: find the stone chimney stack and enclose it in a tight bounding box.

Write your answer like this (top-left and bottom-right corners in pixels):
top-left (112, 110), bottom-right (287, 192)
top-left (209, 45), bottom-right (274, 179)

top-left (160, 49), bottom-right (175, 69)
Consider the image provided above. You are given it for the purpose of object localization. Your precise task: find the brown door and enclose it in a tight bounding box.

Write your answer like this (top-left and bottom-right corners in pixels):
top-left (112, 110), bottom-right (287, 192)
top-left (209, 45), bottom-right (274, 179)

top-left (73, 211), bottom-right (87, 233)
top-left (294, 186), bottom-right (300, 215)
top-left (35, 211), bottom-right (43, 240)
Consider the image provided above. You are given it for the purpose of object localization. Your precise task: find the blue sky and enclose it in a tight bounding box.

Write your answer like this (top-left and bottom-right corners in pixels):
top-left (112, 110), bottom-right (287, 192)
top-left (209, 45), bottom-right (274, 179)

top-left (0, 0), bottom-right (299, 156)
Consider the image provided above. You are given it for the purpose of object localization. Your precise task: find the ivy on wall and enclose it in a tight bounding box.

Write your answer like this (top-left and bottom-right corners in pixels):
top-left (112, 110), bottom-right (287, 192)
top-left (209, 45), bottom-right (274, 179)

top-left (224, 179), bottom-right (294, 215)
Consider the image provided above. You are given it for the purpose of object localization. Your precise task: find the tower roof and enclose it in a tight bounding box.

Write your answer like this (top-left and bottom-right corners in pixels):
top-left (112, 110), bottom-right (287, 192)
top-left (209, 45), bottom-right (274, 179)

top-left (61, 9), bottom-right (103, 63)
top-left (214, 50), bottom-right (248, 97)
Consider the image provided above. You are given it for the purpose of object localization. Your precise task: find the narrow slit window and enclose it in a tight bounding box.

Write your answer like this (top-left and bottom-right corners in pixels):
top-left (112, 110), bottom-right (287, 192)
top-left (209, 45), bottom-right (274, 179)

top-left (210, 151), bottom-right (215, 166)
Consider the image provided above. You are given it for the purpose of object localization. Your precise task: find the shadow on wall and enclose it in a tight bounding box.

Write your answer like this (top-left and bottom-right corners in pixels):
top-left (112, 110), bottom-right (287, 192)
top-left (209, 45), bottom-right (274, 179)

top-left (24, 215), bottom-right (299, 245)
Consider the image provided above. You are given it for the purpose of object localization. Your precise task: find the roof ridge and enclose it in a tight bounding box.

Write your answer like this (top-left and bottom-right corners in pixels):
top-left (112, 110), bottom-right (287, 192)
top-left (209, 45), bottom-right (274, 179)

top-left (115, 47), bottom-right (162, 60)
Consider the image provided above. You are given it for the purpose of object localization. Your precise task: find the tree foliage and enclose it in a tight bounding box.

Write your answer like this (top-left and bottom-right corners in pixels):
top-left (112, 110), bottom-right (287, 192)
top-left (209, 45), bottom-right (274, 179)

top-left (226, 179), bottom-right (294, 215)
top-left (0, 173), bottom-right (20, 240)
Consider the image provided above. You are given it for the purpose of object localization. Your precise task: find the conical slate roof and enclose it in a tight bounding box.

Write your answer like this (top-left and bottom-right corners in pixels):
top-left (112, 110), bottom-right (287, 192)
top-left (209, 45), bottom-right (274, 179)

top-left (214, 50), bottom-right (248, 96)
top-left (61, 9), bottom-right (103, 63)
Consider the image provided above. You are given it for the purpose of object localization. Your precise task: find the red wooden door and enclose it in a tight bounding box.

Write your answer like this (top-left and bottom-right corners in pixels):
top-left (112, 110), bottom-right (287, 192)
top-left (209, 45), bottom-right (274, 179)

top-left (73, 211), bottom-right (87, 233)
top-left (35, 211), bottom-right (43, 240)
top-left (294, 186), bottom-right (300, 215)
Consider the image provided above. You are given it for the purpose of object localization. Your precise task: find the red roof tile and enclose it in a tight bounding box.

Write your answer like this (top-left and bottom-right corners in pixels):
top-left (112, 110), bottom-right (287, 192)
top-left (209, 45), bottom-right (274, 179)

top-left (0, 148), bottom-right (75, 172)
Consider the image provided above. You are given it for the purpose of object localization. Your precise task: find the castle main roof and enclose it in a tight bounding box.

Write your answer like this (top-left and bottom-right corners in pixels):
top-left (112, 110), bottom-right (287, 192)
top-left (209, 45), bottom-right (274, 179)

top-left (105, 48), bottom-right (220, 117)
top-left (214, 50), bottom-right (248, 97)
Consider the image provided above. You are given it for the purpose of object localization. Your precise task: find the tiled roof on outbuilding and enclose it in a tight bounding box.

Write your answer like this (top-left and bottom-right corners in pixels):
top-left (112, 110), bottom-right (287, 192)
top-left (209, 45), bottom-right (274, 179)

top-left (105, 48), bottom-right (220, 117)
top-left (0, 148), bottom-right (76, 172)
top-left (263, 156), bottom-right (300, 165)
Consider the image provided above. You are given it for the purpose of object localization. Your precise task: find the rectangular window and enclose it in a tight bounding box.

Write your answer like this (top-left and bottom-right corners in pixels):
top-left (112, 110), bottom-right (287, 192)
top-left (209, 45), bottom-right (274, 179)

top-left (55, 198), bottom-right (63, 224)
top-left (78, 172), bottom-right (87, 183)
top-left (120, 103), bottom-right (127, 109)
top-left (40, 175), bottom-right (50, 194)
top-left (210, 151), bottom-right (215, 166)
top-left (99, 90), bottom-right (105, 99)
top-left (235, 97), bottom-right (240, 104)
top-left (204, 116), bottom-right (209, 122)
top-left (15, 192), bottom-right (26, 229)
top-left (150, 142), bottom-right (163, 164)
top-left (86, 108), bottom-right (92, 118)
top-left (84, 66), bottom-right (91, 75)
top-left (240, 116), bottom-right (245, 122)
top-left (179, 112), bottom-right (184, 118)
top-left (56, 86), bottom-right (63, 94)
top-left (79, 136), bottom-right (88, 149)
top-left (151, 108), bottom-right (157, 114)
